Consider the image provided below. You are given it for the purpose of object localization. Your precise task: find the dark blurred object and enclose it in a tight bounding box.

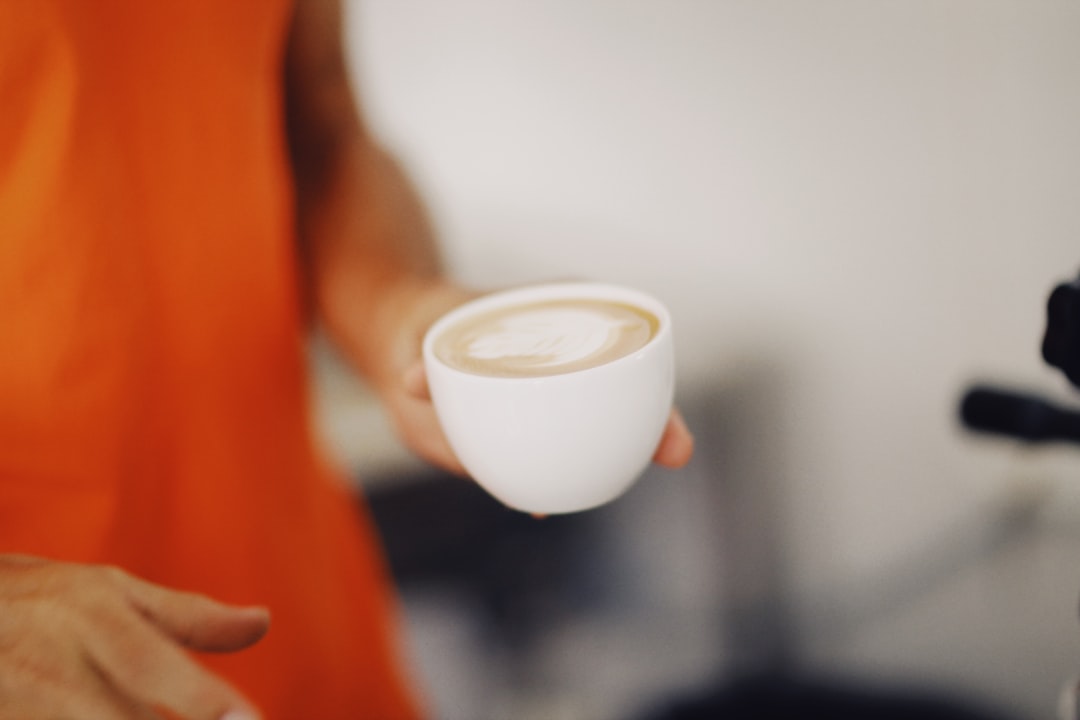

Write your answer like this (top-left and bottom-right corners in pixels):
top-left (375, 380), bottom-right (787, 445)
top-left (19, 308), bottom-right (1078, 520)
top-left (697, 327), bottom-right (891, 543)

top-left (639, 673), bottom-right (1022, 720)
top-left (1043, 273), bottom-right (1080, 389)
top-left (960, 271), bottom-right (1080, 445)
top-left (957, 272), bottom-right (1080, 720)
top-left (366, 471), bottom-right (599, 648)
top-left (961, 385), bottom-right (1080, 445)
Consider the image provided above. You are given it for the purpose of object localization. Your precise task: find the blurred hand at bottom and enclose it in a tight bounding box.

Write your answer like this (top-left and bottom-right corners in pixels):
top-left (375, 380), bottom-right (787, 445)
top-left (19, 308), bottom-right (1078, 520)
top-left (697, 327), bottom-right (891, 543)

top-left (0, 555), bottom-right (268, 720)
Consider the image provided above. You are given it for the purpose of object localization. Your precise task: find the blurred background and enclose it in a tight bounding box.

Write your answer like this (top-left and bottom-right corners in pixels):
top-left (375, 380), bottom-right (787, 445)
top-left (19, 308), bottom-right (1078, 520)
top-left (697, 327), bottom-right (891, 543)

top-left (312, 2), bottom-right (1080, 718)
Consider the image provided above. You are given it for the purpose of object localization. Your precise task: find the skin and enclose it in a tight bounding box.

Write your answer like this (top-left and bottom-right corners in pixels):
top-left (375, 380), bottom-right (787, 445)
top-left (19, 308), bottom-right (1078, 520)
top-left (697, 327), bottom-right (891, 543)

top-left (0, 0), bottom-right (695, 716)
top-left (0, 556), bottom-right (267, 720)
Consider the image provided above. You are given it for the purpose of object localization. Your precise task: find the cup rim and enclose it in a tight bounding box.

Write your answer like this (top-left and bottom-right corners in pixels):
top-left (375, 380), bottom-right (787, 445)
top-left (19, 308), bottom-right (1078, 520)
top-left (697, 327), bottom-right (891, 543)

top-left (422, 281), bottom-right (671, 382)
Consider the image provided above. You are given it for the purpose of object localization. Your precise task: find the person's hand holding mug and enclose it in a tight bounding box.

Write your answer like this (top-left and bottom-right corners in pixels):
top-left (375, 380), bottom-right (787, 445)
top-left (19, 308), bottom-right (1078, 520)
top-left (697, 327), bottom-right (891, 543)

top-left (417, 281), bottom-right (691, 514)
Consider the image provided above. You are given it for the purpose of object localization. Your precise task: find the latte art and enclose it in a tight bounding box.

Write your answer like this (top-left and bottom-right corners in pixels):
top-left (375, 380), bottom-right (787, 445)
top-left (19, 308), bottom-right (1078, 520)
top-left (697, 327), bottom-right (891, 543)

top-left (434, 299), bottom-right (659, 378)
top-left (465, 309), bottom-right (619, 364)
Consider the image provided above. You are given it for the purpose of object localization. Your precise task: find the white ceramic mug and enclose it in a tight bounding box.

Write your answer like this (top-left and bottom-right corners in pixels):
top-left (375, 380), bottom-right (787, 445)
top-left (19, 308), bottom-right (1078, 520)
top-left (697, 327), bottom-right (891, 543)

top-left (422, 282), bottom-right (675, 514)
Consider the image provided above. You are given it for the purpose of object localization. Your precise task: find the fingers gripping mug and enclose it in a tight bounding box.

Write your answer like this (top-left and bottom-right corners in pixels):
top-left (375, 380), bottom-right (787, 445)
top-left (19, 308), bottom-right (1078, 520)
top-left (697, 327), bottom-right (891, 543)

top-left (422, 282), bottom-right (675, 514)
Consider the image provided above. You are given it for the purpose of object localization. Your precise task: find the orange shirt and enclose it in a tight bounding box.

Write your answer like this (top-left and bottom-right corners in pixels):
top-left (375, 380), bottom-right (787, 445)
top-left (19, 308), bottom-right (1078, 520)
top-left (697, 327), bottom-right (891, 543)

top-left (0, 1), bottom-right (419, 717)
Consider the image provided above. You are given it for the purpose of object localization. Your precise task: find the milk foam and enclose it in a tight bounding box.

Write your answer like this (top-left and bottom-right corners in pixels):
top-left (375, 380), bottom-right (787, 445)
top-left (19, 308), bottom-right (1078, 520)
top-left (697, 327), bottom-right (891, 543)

top-left (464, 308), bottom-right (618, 367)
top-left (434, 299), bottom-right (658, 378)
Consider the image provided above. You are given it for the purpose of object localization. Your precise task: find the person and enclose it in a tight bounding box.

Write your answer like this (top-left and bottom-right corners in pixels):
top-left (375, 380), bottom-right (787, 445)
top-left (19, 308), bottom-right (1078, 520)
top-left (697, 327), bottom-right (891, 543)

top-left (0, 0), bottom-right (695, 717)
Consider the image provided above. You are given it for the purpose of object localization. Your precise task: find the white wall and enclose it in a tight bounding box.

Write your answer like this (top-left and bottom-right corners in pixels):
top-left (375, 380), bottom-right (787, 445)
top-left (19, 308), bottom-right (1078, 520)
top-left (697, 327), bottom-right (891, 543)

top-left (336, 1), bottom-right (1080, 713)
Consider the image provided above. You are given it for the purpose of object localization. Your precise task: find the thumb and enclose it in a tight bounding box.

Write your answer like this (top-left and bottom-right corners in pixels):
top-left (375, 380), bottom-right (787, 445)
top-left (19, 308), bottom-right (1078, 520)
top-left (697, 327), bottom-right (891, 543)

top-left (118, 573), bottom-right (270, 653)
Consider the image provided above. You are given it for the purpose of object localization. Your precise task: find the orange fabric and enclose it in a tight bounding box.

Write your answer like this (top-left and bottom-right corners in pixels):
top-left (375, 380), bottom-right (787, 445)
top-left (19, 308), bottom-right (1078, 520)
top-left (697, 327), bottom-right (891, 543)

top-left (0, 1), bottom-right (419, 717)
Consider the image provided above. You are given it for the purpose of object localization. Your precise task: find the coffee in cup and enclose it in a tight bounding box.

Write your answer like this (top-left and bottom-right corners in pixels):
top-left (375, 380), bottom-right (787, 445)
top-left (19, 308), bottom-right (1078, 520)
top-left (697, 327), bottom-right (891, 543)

top-left (431, 298), bottom-right (659, 378)
top-left (422, 282), bottom-right (675, 514)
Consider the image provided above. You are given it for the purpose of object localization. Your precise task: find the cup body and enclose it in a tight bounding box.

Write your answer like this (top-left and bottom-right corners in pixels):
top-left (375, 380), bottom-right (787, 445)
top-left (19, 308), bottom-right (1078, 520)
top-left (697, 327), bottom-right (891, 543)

top-left (422, 282), bottom-right (674, 514)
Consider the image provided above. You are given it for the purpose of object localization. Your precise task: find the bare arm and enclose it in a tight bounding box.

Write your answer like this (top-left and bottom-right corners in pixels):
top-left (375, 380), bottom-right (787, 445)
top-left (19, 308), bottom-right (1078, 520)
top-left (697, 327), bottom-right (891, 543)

top-left (285, 0), bottom-right (462, 385)
top-left (284, 0), bottom-right (472, 470)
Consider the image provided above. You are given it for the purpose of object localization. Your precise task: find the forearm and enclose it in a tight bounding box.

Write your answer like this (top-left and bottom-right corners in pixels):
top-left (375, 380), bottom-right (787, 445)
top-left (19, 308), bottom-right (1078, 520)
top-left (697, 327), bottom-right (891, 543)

top-left (285, 0), bottom-right (455, 390)
top-left (294, 128), bottom-right (450, 387)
